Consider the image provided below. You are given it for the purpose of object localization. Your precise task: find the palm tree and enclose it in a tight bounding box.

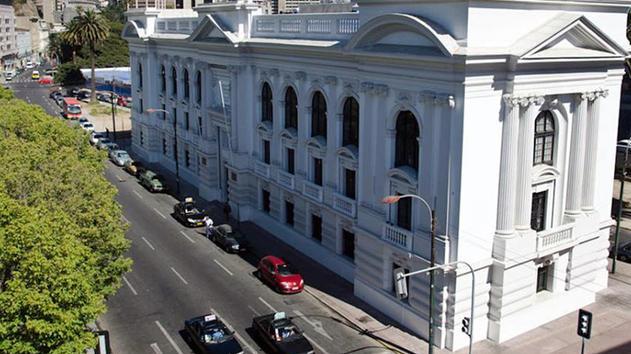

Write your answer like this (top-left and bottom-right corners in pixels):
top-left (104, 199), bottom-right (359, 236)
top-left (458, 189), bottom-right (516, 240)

top-left (47, 34), bottom-right (63, 66)
top-left (62, 9), bottom-right (110, 102)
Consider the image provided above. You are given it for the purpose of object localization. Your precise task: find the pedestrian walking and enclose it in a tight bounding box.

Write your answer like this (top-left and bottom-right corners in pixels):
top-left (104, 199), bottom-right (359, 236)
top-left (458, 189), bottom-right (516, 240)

top-left (223, 201), bottom-right (231, 223)
top-left (106, 127), bottom-right (110, 138)
top-left (204, 216), bottom-right (214, 239)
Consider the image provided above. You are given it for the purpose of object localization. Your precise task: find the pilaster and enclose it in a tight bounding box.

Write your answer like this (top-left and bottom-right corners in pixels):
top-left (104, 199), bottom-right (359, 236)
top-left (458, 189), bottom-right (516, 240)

top-left (495, 95), bottom-right (521, 236)
top-left (565, 93), bottom-right (589, 218)
top-left (582, 89), bottom-right (608, 212)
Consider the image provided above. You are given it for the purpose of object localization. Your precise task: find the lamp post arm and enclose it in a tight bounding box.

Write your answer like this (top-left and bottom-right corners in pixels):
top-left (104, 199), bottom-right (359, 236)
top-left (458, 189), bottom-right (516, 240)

top-left (398, 194), bottom-right (432, 224)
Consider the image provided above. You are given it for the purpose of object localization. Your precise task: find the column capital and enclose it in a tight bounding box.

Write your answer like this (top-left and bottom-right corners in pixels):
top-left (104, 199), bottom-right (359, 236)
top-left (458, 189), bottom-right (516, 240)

top-left (502, 94), bottom-right (521, 107)
top-left (518, 95), bottom-right (545, 108)
top-left (586, 88), bottom-right (609, 101)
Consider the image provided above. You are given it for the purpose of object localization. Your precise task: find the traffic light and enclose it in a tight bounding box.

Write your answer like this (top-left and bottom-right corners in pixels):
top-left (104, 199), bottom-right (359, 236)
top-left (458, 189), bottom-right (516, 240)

top-left (393, 268), bottom-right (408, 299)
top-left (461, 317), bottom-right (471, 336)
top-left (577, 309), bottom-right (592, 339)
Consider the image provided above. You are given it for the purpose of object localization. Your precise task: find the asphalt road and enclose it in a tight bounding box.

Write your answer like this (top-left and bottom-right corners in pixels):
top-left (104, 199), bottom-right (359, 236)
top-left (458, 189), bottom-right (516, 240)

top-left (8, 72), bottom-right (390, 354)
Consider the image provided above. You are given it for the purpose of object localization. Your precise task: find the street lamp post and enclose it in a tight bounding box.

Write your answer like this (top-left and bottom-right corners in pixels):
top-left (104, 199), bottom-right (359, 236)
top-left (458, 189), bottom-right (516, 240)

top-left (147, 108), bottom-right (180, 196)
top-left (613, 140), bottom-right (630, 274)
top-left (383, 194), bottom-right (436, 354)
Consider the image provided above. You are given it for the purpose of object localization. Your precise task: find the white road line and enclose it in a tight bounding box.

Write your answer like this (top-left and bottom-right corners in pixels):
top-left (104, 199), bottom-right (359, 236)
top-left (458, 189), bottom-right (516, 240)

top-left (141, 237), bottom-right (156, 251)
top-left (211, 308), bottom-right (257, 354)
top-left (133, 190), bottom-right (143, 199)
top-left (154, 321), bottom-right (184, 354)
top-left (180, 230), bottom-right (196, 244)
top-left (122, 276), bottom-right (138, 296)
top-left (248, 305), bottom-right (261, 316)
top-left (293, 310), bottom-right (332, 341)
top-left (213, 259), bottom-right (233, 276)
top-left (303, 333), bottom-right (330, 354)
top-left (258, 297), bottom-right (277, 313)
top-left (170, 267), bottom-right (189, 285)
top-left (150, 343), bottom-right (163, 354)
top-left (153, 208), bottom-right (167, 219)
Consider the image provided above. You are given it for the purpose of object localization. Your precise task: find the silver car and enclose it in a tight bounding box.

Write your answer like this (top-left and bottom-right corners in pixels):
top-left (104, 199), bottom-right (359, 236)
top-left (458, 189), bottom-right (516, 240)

top-left (109, 150), bottom-right (131, 166)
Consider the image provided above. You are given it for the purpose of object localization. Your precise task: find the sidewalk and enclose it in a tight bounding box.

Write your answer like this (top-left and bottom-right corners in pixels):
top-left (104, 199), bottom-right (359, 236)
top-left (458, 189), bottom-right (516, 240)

top-left (130, 156), bottom-right (631, 354)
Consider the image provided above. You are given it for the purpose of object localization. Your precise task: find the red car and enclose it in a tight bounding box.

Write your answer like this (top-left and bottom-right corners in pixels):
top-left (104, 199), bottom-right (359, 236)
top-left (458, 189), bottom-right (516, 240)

top-left (257, 256), bottom-right (304, 294)
top-left (38, 76), bottom-right (53, 85)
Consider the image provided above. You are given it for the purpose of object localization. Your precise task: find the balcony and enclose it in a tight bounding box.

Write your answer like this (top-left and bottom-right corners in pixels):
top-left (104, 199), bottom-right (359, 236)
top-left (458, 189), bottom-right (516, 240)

top-left (252, 13), bottom-right (360, 41)
top-left (383, 224), bottom-right (413, 251)
top-left (303, 180), bottom-right (323, 203)
top-left (537, 224), bottom-right (574, 253)
top-left (333, 192), bottom-right (357, 218)
top-left (254, 160), bottom-right (271, 179)
top-left (277, 170), bottom-right (295, 190)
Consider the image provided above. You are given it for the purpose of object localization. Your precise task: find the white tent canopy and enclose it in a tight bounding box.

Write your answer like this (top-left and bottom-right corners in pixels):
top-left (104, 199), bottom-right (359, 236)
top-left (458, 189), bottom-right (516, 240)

top-left (80, 67), bottom-right (131, 85)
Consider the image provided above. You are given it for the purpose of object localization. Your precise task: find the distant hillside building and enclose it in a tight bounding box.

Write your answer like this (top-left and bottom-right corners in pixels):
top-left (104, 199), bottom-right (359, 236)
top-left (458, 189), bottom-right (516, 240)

top-left (0, 4), bottom-right (17, 73)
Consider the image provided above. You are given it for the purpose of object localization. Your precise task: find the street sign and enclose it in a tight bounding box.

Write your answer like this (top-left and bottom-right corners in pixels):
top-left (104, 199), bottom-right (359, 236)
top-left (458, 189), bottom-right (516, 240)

top-left (577, 309), bottom-right (592, 339)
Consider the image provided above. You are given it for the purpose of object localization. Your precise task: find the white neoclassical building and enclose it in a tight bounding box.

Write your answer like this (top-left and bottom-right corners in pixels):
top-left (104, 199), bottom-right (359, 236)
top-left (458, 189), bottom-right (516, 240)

top-left (123, 0), bottom-right (628, 350)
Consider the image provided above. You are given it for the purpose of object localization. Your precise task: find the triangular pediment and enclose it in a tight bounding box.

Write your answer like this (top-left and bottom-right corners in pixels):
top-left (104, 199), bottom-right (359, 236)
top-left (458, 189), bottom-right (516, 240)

top-left (188, 15), bottom-right (237, 44)
top-left (515, 14), bottom-right (627, 61)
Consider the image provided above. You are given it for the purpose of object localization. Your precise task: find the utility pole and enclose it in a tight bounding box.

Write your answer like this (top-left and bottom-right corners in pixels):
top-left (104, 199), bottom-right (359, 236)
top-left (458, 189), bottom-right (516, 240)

top-left (429, 209), bottom-right (436, 354)
top-left (173, 110), bottom-right (180, 197)
top-left (613, 141), bottom-right (630, 273)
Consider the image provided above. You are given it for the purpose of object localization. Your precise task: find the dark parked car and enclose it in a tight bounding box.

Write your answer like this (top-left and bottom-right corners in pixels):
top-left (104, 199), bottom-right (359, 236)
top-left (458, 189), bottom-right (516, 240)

top-left (49, 90), bottom-right (63, 99)
top-left (174, 197), bottom-right (206, 227)
top-left (184, 314), bottom-right (243, 354)
top-left (211, 224), bottom-right (248, 253)
top-left (611, 241), bottom-right (631, 263)
top-left (251, 312), bottom-right (313, 354)
top-left (138, 170), bottom-right (165, 193)
top-left (257, 256), bottom-right (304, 294)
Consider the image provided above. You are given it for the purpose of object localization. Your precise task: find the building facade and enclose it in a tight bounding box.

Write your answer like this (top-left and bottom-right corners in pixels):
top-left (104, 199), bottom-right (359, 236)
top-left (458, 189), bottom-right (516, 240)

top-left (123, 0), bottom-right (627, 350)
top-left (0, 4), bottom-right (17, 73)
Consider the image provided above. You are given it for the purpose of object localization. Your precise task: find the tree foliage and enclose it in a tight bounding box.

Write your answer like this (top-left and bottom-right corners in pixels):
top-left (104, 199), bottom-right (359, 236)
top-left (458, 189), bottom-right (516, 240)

top-left (0, 87), bottom-right (131, 353)
top-left (54, 62), bottom-right (86, 86)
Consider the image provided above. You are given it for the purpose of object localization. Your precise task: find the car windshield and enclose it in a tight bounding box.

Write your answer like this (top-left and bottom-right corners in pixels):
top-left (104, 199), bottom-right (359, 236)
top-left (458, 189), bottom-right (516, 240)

top-left (118, 152), bottom-right (129, 159)
top-left (84, 124), bottom-right (93, 128)
top-left (277, 264), bottom-right (295, 276)
top-left (68, 105), bottom-right (81, 113)
top-left (275, 324), bottom-right (299, 341)
top-left (202, 326), bottom-right (231, 343)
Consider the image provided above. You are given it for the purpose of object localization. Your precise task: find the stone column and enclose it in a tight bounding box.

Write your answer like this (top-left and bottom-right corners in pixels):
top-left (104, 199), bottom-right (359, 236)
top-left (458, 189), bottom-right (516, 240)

top-left (582, 89), bottom-right (608, 212)
top-left (565, 93), bottom-right (589, 217)
top-left (515, 95), bottom-right (544, 230)
top-left (495, 95), bottom-right (521, 236)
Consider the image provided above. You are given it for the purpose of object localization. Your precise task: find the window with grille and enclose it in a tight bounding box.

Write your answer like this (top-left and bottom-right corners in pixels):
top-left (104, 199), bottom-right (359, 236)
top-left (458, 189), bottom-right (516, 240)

top-left (185, 149), bottom-right (190, 167)
top-left (160, 65), bottom-right (165, 92)
top-left (171, 66), bottom-right (177, 95)
top-left (262, 189), bottom-right (271, 213)
top-left (311, 92), bottom-right (327, 138)
top-left (263, 140), bottom-right (270, 164)
top-left (342, 97), bottom-right (359, 147)
top-left (138, 62), bottom-right (143, 89)
top-left (537, 265), bottom-right (550, 292)
top-left (342, 230), bottom-right (355, 261)
top-left (397, 194), bottom-right (412, 231)
top-left (183, 69), bottom-right (189, 99)
top-left (285, 87), bottom-right (298, 130)
top-left (196, 70), bottom-right (202, 104)
top-left (311, 214), bottom-right (322, 242)
top-left (313, 158), bottom-right (323, 186)
top-left (345, 168), bottom-right (356, 200)
top-left (261, 82), bottom-right (273, 122)
top-left (287, 148), bottom-right (295, 174)
top-left (285, 201), bottom-right (294, 226)
top-left (394, 111), bottom-right (420, 170)
top-left (534, 111), bottom-right (555, 165)
top-left (531, 191), bottom-right (547, 232)
top-left (185, 112), bottom-right (190, 131)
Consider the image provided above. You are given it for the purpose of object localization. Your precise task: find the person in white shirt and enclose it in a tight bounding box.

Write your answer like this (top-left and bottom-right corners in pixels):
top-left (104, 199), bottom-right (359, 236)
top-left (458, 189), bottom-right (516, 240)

top-left (204, 216), bottom-right (214, 238)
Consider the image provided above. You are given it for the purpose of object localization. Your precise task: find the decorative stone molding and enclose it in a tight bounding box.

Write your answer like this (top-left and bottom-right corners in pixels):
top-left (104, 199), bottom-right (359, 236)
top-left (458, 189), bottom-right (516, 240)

top-left (295, 71), bottom-right (306, 81)
top-left (518, 95), bottom-right (545, 107)
top-left (586, 88), bottom-right (609, 101)
top-left (324, 76), bottom-right (338, 86)
top-left (374, 84), bottom-right (389, 97)
top-left (342, 81), bottom-right (358, 96)
top-left (226, 65), bottom-right (242, 74)
top-left (395, 90), bottom-right (414, 104)
top-left (259, 71), bottom-right (269, 81)
top-left (360, 81), bottom-right (374, 93)
top-left (269, 68), bottom-right (280, 77)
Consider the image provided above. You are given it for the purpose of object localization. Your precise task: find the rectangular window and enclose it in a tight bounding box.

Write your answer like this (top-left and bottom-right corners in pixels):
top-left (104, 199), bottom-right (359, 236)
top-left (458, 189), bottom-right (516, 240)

top-left (161, 104), bottom-right (166, 120)
top-left (138, 98), bottom-right (143, 113)
top-left (537, 265), bottom-right (550, 292)
top-left (342, 229), bottom-right (355, 261)
top-left (285, 201), bottom-right (294, 226)
top-left (185, 112), bottom-right (190, 131)
top-left (162, 138), bottom-right (167, 155)
top-left (140, 131), bottom-right (144, 146)
top-left (262, 189), bottom-right (271, 214)
top-left (311, 214), bottom-right (322, 242)
top-left (198, 116), bottom-right (203, 136)
top-left (345, 169), bottom-right (356, 200)
top-left (287, 148), bottom-right (295, 175)
top-left (263, 140), bottom-right (270, 164)
top-left (172, 108), bottom-right (177, 125)
top-left (396, 194), bottom-right (412, 231)
top-left (531, 191), bottom-right (547, 232)
top-left (313, 158), bottom-right (323, 186)
top-left (185, 149), bottom-right (190, 167)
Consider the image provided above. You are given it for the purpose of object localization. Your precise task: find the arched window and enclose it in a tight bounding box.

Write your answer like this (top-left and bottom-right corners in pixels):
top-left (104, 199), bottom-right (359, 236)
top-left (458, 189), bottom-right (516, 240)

top-left (342, 97), bottom-right (359, 147)
top-left (261, 82), bottom-right (273, 122)
top-left (534, 111), bottom-right (555, 165)
top-left (171, 66), bottom-right (177, 95)
top-left (284, 87), bottom-right (298, 130)
top-left (138, 62), bottom-right (143, 89)
top-left (196, 70), bottom-right (202, 104)
top-left (183, 69), bottom-right (189, 99)
top-left (160, 65), bottom-right (165, 93)
top-left (394, 111), bottom-right (420, 170)
top-left (311, 91), bottom-right (327, 138)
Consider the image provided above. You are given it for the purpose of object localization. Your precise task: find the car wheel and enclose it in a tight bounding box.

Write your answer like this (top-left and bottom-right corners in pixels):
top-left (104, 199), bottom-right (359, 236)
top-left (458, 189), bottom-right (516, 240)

top-left (620, 255), bottom-right (629, 262)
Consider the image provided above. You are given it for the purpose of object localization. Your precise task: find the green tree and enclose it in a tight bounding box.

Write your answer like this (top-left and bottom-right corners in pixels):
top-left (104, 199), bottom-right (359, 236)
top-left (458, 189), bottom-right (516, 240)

top-left (54, 62), bottom-right (86, 86)
top-left (0, 87), bottom-right (131, 352)
top-left (61, 9), bottom-right (110, 102)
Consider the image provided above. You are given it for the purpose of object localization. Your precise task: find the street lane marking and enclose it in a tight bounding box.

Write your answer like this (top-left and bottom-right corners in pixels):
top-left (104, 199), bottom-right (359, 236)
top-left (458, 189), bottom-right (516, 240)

top-left (248, 305), bottom-right (261, 316)
top-left (154, 321), bottom-right (184, 354)
top-left (303, 333), bottom-right (330, 354)
top-left (170, 267), bottom-right (189, 285)
top-left (141, 237), bottom-right (156, 251)
top-left (122, 276), bottom-right (138, 296)
top-left (150, 343), bottom-right (163, 354)
top-left (211, 308), bottom-right (256, 354)
top-left (133, 190), bottom-right (143, 199)
top-left (153, 208), bottom-right (167, 219)
top-left (293, 310), bottom-right (332, 341)
top-left (180, 230), bottom-right (196, 244)
top-left (258, 297), bottom-right (277, 313)
top-left (213, 259), bottom-right (233, 276)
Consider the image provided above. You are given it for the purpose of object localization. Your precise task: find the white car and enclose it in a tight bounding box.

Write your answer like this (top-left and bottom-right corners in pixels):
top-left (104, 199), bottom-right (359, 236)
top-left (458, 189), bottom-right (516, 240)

top-left (77, 117), bottom-right (89, 127)
top-left (81, 123), bottom-right (95, 133)
top-left (89, 132), bottom-right (103, 145)
top-left (109, 150), bottom-right (131, 166)
top-left (25, 62), bottom-right (34, 69)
